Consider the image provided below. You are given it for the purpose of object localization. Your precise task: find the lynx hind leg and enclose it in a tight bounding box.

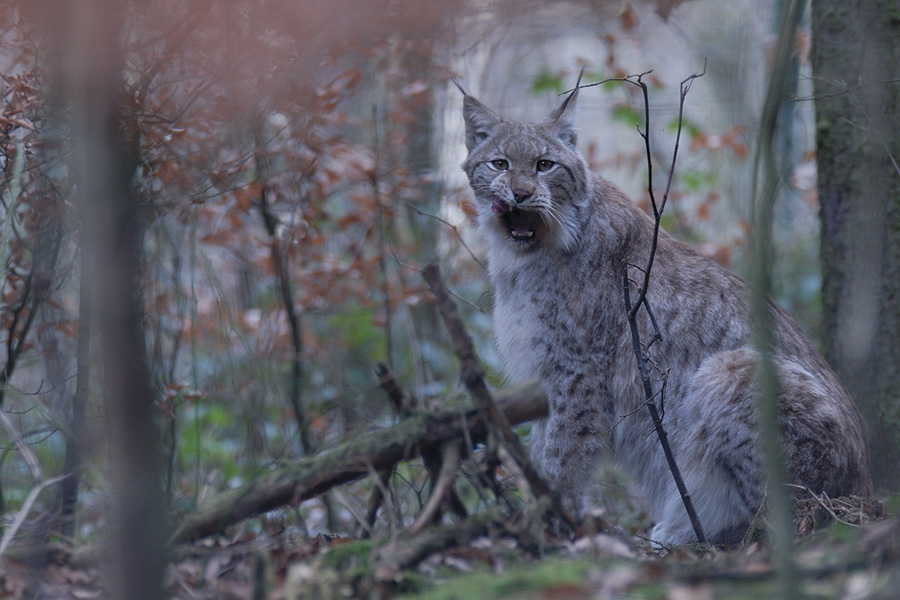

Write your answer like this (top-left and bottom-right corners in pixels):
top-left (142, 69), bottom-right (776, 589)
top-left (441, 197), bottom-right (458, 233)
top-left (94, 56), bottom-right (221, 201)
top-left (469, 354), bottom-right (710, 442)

top-left (651, 348), bottom-right (764, 545)
top-left (776, 357), bottom-right (872, 498)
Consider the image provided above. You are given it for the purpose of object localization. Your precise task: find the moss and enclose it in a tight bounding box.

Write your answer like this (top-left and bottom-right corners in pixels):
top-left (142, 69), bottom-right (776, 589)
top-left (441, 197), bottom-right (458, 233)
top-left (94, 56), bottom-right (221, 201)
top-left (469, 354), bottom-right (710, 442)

top-left (320, 539), bottom-right (374, 572)
top-left (400, 557), bottom-right (596, 600)
top-left (821, 4), bottom-right (849, 35)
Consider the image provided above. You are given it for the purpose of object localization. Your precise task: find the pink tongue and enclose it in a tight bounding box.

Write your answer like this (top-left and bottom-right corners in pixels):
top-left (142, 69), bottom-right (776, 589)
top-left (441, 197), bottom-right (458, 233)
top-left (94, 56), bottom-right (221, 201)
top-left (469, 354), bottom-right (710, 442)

top-left (491, 197), bottom-right (511, 213)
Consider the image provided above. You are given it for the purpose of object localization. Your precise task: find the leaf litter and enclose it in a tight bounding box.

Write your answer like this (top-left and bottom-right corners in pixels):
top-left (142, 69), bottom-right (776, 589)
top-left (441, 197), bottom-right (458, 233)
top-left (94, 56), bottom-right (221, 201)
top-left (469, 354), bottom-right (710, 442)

top-left (1, 496), bottom-right (896, 599)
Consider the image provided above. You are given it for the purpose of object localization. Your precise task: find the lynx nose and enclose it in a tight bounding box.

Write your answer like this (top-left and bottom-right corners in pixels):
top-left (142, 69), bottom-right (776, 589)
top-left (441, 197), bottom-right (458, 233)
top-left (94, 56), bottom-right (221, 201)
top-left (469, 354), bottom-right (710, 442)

top-left (512, 188), bottom-right (533, 203)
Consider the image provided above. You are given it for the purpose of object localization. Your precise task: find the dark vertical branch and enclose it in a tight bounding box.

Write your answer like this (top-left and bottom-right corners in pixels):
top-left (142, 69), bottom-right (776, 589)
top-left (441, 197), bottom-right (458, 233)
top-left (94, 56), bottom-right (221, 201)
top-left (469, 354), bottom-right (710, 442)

top-left (610, 67), bottom-right (709, 546)
top-left (422, 265), bottom-right (519, 447)
top-left (625, 64), bottom-right (705, 321)
top-left (623, 277), bottom-right (707, 546)
top-left (253, 141), bottom-right (310, 456)
top-left (363, 363), bottom-right (414, 535)
top-left (0, 235), bottom-right (56, 406)
top-left (55, 0), bottom-right (168, 597)
top-left (371, 105), bottom-right (395, 370)
top-left (60, 261), bottom-right (92, 538)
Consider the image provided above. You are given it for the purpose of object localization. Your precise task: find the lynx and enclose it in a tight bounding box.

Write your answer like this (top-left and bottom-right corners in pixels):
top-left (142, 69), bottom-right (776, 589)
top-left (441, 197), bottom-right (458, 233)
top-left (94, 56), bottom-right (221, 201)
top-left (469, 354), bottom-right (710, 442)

top-left (460, 83), bottom-right (872, 544)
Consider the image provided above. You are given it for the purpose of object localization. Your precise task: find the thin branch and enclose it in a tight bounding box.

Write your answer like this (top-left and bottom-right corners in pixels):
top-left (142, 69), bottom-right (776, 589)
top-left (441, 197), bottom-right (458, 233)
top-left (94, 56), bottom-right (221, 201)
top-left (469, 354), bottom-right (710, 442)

top-left (850, 92), bottom-right (900, 179)
top-left (375, 363), bottom-right (418, 416)
top-left (791, 76), bottom-right (900, 102)
top-left (0, 474), bottom-right (70, 558)
top-left (785, 484), bottom-right (860, 529)
top-left (403, 200), bottom-right (486, 271)
top-left (408, 441), bottom-right (463, 535)
top-left (623, 278), bottom-right (706, 545)
top-left (612, 65), bottom-right (709, 547)
top-left (253, 136), bottom-right (310, 455)
top-left (0, 408), bottom-right (43, 482)
top-left (373, 506), bottom-right (507, 584)
top-left (372, 106), bottom-right (396, 369)
top-left (422, 263), bottom-right (574, 530)
top-left (365, 363), bottom-right (418, 533)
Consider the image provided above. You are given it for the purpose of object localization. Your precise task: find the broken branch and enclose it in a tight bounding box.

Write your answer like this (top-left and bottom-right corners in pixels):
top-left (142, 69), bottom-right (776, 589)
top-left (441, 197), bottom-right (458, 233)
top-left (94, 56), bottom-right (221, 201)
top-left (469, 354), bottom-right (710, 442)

top-left (169, 380), bottom-right (546, 544)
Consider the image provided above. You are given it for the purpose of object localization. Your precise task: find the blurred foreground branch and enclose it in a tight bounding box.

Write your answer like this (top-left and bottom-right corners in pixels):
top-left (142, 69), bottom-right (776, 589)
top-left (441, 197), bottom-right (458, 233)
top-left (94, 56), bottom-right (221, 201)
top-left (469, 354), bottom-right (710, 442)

top-left (55, 0), bottom-right (168, 597)
top-left (749, 0), bottom-right (806, 596)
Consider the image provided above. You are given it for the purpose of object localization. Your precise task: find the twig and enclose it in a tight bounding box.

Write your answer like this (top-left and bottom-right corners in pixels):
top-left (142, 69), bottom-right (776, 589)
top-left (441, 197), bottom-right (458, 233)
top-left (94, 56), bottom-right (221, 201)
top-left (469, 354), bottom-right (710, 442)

top-left (0, 474), bottom-right (70, 558)
top-left (785, 484), bottom-right (860, 529)
top-left (0, 407), bottom-right (43, 482)
top-left (253, 136), bottom-right (310, 455)
top-left (623, 279), bottom-right (707, 546)
top-left (373, 506), bottom-right (506, 584)
top-left (363, 469), bottom-right (393, 537)
top-left (791, 76), bottom-right (900, 103)
top-left (408, 441), bottom-right (463, 535)
top-left (366, 363), bottom-right (418, 533)
top-left (628, 62), bottom-right (706, 318)
top-left (375, 363), bottom-right (418, 416)
top-left (387, 249), bottom-right (488, 314)
top-left (422, 263), bottom-right (574, 530)
top-left (403, 201), bottom-right (486, 271)
top-left (611, 65), bottom-right (710, 547)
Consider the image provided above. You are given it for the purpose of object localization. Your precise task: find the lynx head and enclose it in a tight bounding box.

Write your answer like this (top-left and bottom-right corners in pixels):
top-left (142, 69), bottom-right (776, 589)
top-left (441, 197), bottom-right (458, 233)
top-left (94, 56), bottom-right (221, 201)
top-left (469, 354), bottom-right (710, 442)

top-left (461, 84), bottom-right (592, 254)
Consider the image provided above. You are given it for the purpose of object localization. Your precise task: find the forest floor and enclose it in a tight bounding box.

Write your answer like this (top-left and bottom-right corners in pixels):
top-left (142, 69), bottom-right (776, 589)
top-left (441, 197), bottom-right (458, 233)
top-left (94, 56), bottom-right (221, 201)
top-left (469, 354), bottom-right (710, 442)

top-left (1, 495), bottom-right (897, 600)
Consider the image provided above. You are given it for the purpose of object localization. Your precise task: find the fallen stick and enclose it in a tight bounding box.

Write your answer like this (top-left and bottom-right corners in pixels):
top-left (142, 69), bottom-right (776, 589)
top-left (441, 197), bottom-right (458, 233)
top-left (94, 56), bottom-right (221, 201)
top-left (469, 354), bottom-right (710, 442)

top-left (169, 380), bottom-right (546, 544)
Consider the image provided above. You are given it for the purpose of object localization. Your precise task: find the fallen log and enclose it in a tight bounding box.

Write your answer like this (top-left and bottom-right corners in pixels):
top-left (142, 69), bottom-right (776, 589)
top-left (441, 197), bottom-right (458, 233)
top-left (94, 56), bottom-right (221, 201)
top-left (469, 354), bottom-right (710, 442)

top-left (169, 380), bottom-right (547, 544)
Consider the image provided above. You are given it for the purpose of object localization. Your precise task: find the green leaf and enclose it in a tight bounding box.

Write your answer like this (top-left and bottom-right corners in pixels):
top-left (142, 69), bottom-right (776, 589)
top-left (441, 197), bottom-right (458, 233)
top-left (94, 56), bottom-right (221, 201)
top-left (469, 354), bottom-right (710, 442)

top-left (611, 104), bottom-right (643, 127)
top-left (530, 70), bottom-right (565, 95)
top-left (668, 116), bottom-right (702, 139)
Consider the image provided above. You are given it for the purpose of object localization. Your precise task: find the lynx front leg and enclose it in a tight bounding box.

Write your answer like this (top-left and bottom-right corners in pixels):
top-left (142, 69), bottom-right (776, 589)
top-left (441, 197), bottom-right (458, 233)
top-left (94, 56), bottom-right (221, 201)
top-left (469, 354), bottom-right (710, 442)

top-left (529, 395), bottom-right (606, 516)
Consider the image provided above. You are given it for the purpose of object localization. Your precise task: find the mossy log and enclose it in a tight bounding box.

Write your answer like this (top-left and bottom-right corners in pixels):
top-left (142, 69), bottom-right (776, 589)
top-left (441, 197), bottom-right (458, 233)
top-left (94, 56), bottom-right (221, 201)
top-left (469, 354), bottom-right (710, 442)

top-left (169, 380), bottom-right (546, 544)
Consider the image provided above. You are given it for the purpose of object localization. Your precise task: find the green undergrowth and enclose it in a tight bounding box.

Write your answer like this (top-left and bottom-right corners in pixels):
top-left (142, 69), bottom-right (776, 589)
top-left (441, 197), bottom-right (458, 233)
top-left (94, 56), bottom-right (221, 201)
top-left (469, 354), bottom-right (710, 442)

top-left (398, 556), bottom-right (611, 600)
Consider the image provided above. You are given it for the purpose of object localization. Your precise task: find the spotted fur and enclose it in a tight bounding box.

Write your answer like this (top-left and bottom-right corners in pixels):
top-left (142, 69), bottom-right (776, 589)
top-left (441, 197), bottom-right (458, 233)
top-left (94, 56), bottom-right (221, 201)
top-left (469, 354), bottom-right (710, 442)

top-left (460, 86), bottom-right (872, 544)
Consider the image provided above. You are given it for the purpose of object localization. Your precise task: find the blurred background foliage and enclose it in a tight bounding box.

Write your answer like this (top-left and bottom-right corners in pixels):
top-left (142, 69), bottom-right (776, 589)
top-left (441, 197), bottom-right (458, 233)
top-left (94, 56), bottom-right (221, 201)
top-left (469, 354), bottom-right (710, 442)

top-left (0, 0), bottom-right (824, 541)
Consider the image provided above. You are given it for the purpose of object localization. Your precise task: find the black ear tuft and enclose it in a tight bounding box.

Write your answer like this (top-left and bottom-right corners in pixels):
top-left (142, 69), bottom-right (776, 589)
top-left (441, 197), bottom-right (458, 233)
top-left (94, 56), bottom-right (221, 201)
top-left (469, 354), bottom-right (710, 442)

top-left (548, 69), bottom-right (584, 147)
top-left (462, 95), bottom-right (501, 152)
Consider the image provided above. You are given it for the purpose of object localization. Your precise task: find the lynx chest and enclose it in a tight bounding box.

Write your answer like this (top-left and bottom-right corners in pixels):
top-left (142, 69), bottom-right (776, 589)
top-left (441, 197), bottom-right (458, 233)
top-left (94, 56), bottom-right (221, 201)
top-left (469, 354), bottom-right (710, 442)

top-left (490, 259), bottom-right (596, 385)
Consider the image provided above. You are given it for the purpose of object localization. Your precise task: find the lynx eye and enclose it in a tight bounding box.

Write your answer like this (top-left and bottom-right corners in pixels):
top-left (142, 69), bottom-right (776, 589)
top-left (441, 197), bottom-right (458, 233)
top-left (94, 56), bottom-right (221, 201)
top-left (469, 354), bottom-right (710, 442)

top-left (536, 159), bottom-right (555, 172)
top-left (490, 158), bottom-right (509, 170)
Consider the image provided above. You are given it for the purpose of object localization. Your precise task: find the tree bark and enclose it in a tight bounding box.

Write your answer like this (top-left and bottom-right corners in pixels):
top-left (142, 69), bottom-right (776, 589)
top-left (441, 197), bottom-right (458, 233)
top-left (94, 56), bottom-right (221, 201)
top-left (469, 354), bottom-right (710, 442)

top-left (810, 0), bottom-right (900, 491)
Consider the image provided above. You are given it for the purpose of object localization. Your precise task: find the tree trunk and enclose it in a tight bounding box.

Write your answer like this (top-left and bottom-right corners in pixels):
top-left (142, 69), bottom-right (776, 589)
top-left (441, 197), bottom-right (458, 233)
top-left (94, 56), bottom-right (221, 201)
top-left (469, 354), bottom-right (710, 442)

top-left (54, 0), bottom-right (169, 596)
top-left (810, 0), bottom-right (900, 492)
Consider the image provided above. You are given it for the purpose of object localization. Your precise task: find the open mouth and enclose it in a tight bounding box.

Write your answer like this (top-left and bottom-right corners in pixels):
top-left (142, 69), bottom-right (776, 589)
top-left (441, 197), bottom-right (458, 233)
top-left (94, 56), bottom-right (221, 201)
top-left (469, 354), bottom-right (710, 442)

top-left (492, 197), bottom-right (543, 243)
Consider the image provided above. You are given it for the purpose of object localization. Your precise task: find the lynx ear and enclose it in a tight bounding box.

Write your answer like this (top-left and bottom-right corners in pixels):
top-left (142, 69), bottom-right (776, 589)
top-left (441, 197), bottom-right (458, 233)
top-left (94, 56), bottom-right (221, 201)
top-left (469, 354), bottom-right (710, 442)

top-left (462, 95), bottom-right (501, 152)
top-left (549, 71), bottom-right (583, 147)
